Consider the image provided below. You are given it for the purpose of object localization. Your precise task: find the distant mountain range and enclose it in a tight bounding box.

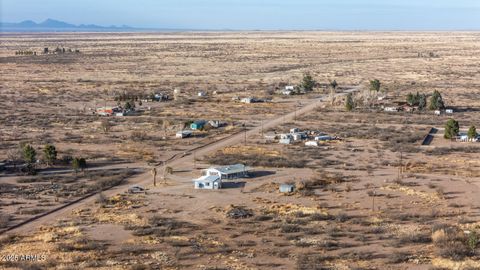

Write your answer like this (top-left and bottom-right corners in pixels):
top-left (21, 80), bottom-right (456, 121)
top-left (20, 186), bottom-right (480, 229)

top-left (0, 18), bottom-right (144, 32)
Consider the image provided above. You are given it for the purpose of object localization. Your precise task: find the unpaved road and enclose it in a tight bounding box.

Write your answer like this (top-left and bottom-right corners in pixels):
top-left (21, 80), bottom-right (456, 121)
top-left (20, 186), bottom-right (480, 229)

top-left (4, 88), bottom-right (360, 235)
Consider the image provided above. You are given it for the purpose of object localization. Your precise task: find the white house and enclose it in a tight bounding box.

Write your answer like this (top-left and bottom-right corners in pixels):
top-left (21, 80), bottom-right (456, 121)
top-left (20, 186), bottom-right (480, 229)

top-left (305, 141), bottom-right (319, 147)
top-left (194, 175), bottom-right (222, 190)
top-left (202, 164), bottom-right (250, 180)
top-left (434, 110), bottom-right (442, 116)
top-left (446, 109), bottom-right (454, 114)
top-left (285, 86), bottom-right (295, 91)
top-left (176, 130), bottom-right (193, 138)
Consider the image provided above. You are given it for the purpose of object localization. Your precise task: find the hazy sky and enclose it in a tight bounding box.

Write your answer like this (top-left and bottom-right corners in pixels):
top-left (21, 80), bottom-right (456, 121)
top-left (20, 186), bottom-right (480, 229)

top-left (1, 0), bottom-right (479, 30)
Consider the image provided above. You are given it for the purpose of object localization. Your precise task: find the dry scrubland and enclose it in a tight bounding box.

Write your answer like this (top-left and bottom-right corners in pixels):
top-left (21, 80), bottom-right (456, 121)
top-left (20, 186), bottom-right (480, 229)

top-left (1, 32), bottom-right (480, 269)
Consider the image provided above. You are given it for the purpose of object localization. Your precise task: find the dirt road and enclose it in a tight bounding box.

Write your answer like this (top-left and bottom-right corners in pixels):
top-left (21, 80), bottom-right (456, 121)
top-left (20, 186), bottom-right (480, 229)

top-left (5, 88), bottom-right (359, 235)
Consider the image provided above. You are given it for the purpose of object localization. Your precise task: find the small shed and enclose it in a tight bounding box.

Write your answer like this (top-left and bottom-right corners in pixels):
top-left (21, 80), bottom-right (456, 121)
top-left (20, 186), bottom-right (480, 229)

top-left (280, 184), bottom-right (295, 193)
top-left (446, 109), bottom-right (454, 114)
top-left (191, 120), bottom-right (207, 130)
top-left (434, 110), bottom-right (441, 116)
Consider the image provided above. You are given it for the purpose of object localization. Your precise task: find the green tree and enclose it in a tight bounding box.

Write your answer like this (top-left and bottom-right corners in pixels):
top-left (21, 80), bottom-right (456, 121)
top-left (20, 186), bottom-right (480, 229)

top-left (301, 73), bottom-right (316, 92)
top-left (369, 79), bottom-right (381, 93)
top-left (429, 90), bottom-right (445, 110)
top-left (43, 144), bottom-right (57, 166)
top-left (345, 93), bottom-right (355, 111)
top-left (330, 80), bottom-right (338, 90)
top-left (444, 119), bottom-right (460, 139)
top-left (418, 94), bottom-right (427, 110)
top-left (72, 158), bottom-right (80, 173)
top-left (467, 125), bottom-right (477, 140)
top-left (22, 144), bottom-right (36, 165)
top-left (79, 158), bottom-right (87, 171)
top-left (124, 100), bottom-right (135, 111)
top-left (406, 93), bottom-right (416, 106)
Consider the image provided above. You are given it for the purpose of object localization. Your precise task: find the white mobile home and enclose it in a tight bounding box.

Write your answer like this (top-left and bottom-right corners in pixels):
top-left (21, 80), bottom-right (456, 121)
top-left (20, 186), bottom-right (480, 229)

top-left (203, 164), bottom-right (250, 180)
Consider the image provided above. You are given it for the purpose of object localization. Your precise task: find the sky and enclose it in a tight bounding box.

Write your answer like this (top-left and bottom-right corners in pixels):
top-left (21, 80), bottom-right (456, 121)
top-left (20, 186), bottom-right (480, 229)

top-left (1, 0), bottom-right (480, 30)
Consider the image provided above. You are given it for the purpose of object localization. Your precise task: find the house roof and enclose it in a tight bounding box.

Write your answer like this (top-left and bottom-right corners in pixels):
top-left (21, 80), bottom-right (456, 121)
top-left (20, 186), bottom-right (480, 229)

top-left (192, 120), bottom-right (207, 125)
top-left (194, 175), bottom-right (221, 182)
top-left (208, 164), bottom-right (249, 175)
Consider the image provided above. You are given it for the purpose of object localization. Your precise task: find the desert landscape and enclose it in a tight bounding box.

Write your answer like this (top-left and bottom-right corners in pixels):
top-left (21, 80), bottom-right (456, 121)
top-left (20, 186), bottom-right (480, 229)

top-left (1, 31), bottom-right (480, 269)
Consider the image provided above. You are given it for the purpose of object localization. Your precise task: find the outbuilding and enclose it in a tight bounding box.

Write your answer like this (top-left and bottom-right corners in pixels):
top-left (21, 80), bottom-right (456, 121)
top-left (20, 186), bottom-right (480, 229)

top-left (191, 120), bottom-right (207, 130)
top-left (176, 130), bottom-right (193, 138)
top-left (280, 184), bottom-right (295, 193)
top-left (194, 175), bottom-right (222, 189)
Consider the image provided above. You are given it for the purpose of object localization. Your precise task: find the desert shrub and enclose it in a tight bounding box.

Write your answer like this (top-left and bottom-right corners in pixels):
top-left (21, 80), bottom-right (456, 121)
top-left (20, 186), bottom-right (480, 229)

top-left (388, 252), bottom-right (411, 264)
top-left (309, 213), bottom-right (333, 221)
top-left (254, 214), bottom-right (274, 222)
top-left (396, 230), bottom-right (431, 245)
top-left (95, 192), bottom-right (108, 206)
top-left (432, 226), bottom-right (473, 260)
top-left (57, 237), bottom-right (107, 252)
top-left (130, 130), bottom-right (149, 141)
top-left (0, 213), bottom-right (11, 228)
top-left (296, 253), bottom-right (334, 270)
top-left (280, 224), bottom-right (301, 233)
top-left (205, 152), bottom-right (307, 168)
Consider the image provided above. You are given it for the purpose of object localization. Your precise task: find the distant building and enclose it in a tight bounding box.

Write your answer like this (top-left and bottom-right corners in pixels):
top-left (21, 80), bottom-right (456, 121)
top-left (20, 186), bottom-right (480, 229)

top-left (241, 97), bottom-right (254, 104)
top-left (176, 130), bottom-right (193, 138)
top-left (208, 120), bottom-right (225, 128)
top-left (305, 141), bottom-right (319, 147)
top-left (202, 164), bottom-right (250, 180)
top-left (280, 184), bottom-right (295, 193)
top-left (191, 120), bottom-right (207, 130)
top-left (194, 175), bottom-right (222, 190)
top-left (446, 109), bottom-right (454, 114)
top-left (315, 135), bottom-right (335, 141)
top-left (292, 132), bottom-right (307, 141)
top-left (128, 185), bottom-right (146, 194)
top-left (285, 86), bottom-right (295, 91)
top-left (198, 91), bottom-right (207, 97)
top-left (434, 110), bottom-right (442, 116)
top-left (384, 107), bottom-right (399, 112)
top-left (264, 132), bottom-right (278, 141)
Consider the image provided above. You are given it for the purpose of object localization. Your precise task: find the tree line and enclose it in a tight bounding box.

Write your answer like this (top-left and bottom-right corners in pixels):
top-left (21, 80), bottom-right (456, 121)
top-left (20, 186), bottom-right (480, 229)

top-left (8, 143), bottom-right (87, 175)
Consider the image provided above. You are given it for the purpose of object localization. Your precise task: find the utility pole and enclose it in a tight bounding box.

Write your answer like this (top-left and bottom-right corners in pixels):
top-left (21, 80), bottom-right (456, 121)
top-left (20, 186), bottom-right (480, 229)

top-left (193, 151), bottom-right (196, 169)
top-left (372, 187), bottom-right (376, 211)
top-left (397, 151), bottom-right (403, 182)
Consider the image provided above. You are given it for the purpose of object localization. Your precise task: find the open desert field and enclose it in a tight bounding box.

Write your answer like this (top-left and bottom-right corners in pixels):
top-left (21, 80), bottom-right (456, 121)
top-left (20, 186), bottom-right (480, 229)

top-left (1, 31), bottom-right (480, 270)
